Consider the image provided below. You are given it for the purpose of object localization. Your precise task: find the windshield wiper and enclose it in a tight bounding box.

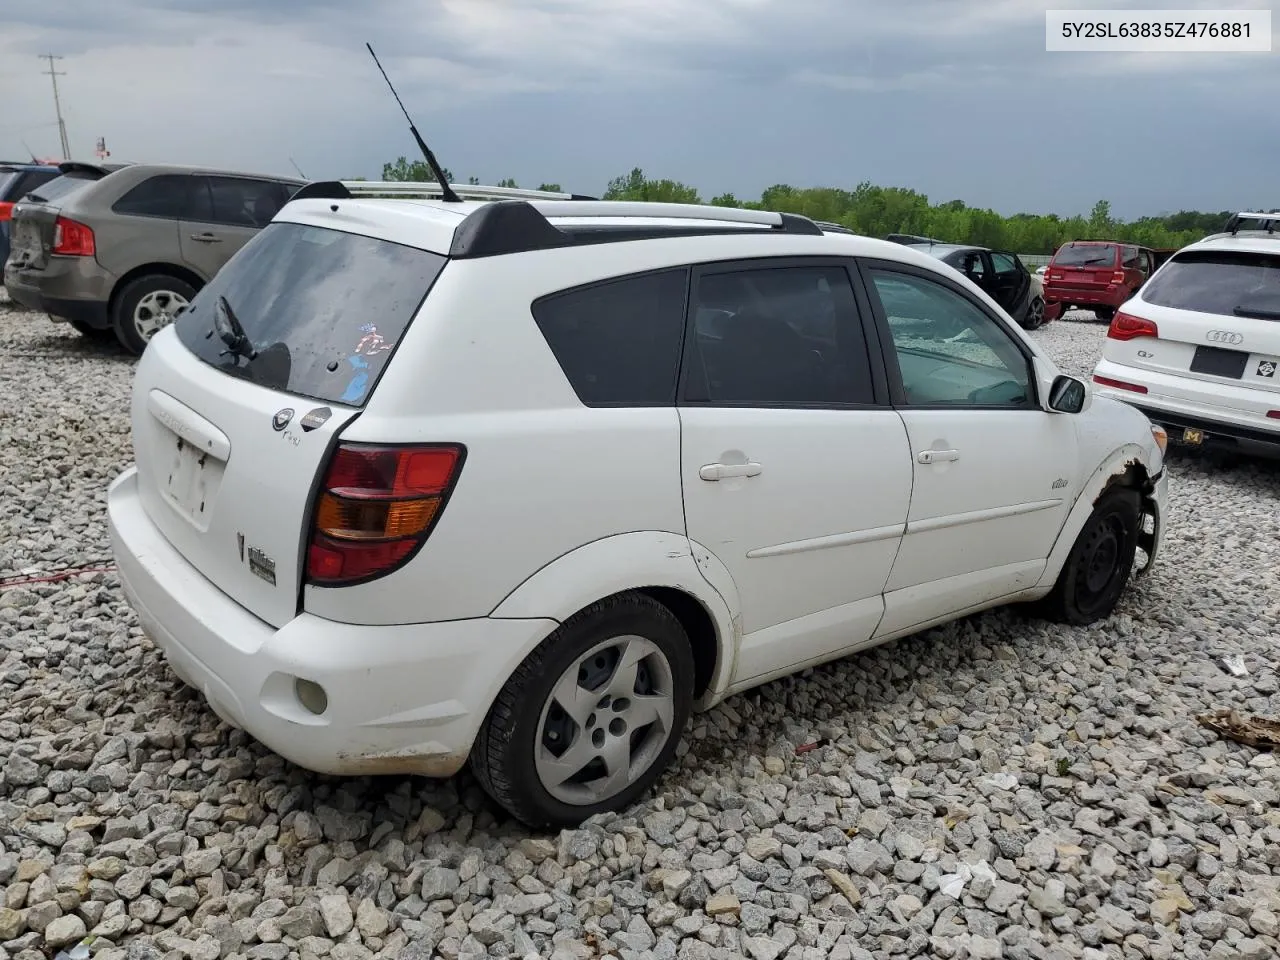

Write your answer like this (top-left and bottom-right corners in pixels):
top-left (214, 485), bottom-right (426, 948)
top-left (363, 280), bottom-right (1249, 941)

top-left (1233, 305), bottom-right (1280, 320)
top-left (215, 296), bottom-right (257, 361)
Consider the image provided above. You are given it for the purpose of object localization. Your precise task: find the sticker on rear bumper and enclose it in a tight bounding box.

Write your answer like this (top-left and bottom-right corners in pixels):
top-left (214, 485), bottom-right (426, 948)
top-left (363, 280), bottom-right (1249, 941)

top-left (1259, 360), bottom-right (1276, 378)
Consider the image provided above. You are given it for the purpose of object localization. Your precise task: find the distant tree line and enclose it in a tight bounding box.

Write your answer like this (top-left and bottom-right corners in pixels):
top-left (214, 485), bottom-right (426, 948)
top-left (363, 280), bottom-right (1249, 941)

top-left (380, 157), bottom-right (1256, 254)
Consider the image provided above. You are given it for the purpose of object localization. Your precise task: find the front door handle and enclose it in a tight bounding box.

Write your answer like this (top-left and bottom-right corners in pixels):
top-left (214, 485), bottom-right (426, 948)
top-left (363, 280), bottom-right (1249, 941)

top-left (190, 233), bottom-right (222, 243)
top-left (918, 449), bottom-right (960, 464)
top-left (699, 461), bottom-right (762, 481)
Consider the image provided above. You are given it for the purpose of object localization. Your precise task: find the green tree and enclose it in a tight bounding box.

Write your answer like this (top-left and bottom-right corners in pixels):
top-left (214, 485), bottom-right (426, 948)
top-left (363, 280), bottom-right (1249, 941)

top-left (378, 155), bottom-right (1229, 253)
top-left (382, 156), bottom-right (454, 183)
top-left (497, 178), bottom-right (519, 188)
top-left (537, 183), bottom-right (562, 193)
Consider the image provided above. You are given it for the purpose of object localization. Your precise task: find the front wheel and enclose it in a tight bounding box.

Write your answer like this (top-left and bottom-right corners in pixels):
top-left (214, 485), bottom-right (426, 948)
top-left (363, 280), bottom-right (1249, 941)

top-left (112, 274), bottom-right (197, 356)
top-left (470, 593), bottom-right (694, 828)
top-left (1035, 487), bottom-right (1141, 626)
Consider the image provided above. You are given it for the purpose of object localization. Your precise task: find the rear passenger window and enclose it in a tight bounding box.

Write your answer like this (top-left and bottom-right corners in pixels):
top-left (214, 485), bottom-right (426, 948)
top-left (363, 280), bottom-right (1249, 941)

top-left (208, 177), bottom-right (288, 227)
top-left (113, 175), bottom-right (211, 220)
top-left (532, 269), bottom-right (689, 406)
top-left (683, 265), bottom-right (873, 406)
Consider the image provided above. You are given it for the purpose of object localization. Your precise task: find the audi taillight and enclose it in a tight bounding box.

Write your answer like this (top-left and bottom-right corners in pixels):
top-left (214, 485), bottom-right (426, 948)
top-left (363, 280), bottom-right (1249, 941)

top-left (306, 443), bottom-right (465, 586)
top-left (0, 202), bottom-right (13, 223)
top-left (1108, 311), bottom-right (1159, 341)
top-left (1093, 374), bottom-right (1149, 394)
top-left (52, 216), bottom-right (95, 256)
top-left (1268, 411), bottom-right (1280, 420)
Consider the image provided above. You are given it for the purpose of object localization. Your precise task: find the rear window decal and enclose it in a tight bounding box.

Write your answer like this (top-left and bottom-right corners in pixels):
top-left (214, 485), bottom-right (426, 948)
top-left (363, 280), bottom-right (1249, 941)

top-left (339, 323), bottom-right (393, 404)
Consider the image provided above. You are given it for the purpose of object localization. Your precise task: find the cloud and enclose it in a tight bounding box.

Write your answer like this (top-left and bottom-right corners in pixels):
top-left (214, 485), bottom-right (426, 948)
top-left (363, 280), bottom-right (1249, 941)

top-left (2, 0), bottom-right (1276, 218)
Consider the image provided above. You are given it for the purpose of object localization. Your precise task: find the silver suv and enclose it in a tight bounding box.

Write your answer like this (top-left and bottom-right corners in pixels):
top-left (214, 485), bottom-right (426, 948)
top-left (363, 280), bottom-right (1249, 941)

top-left (3, 163), bottom-right (303, 354)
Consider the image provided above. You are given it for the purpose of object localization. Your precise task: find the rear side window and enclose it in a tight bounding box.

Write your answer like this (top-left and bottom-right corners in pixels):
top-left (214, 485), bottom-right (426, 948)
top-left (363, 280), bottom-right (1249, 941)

top-left (113, 174), bottom-right (211, 220)
top-left (174, 223), bottom-right (446, 406)
top-left (684, 265), bottom-right (873, 406)
top-left (532, 269), bottom-right (689, 406)
top-left (1053, 244), bottom-right (1118, 267)
top-left (1141, 251), bottom-right (1280, 319)
top-left (991, 253), bottom-right (1020, 276)
top-left (208, 177), bottom-right (289, 227)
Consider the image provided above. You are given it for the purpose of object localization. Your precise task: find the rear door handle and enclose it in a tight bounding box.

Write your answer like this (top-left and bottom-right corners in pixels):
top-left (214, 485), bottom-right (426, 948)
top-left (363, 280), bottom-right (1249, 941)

top-left (699, 461), bottom-right (762, 481)
top-left (918, 449), bottom-right (960, 464)
top-left (190, 233), bottom-right (222, 243)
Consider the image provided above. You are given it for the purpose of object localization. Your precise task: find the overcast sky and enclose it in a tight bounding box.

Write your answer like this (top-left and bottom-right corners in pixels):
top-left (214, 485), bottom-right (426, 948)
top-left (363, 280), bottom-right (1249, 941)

top-left (2, 0), bottom-right (1275, 219)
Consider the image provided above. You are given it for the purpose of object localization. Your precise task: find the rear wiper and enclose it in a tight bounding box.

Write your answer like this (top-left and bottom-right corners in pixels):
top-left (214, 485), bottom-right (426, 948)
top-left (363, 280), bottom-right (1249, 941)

top-left (215, 296), bottom-right (257, 361)
top-left (24, 193), bottom-right (47, 203)
top-left (1233, 305), bottom-right (1280, 320)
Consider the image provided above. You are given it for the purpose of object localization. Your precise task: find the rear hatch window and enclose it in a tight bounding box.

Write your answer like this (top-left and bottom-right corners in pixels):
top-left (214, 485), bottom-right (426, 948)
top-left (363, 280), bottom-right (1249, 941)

top-left (21, 171), bottom-right (101, 205)
top-left (1052, 244), bottom-right (1118, 268)
top-left (174, 222), bottom-right (447, 406)
top-left (1141, 251), bottom-right (1280, 320)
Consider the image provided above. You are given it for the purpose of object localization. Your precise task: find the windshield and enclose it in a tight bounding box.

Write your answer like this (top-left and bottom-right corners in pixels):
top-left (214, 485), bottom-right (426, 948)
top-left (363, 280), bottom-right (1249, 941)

top-left (175, 222), bottom-right (447, 406)
top-left (1053, 244), bottom-right (1118, 268)
top-left (1141, 251), bottom-right (1280, 319)
top-left (23, 172), bottom-right (101, 204)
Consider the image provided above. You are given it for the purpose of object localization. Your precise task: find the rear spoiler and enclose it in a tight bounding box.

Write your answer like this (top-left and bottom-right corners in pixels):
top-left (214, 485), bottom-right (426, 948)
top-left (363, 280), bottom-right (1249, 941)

top-left (56, 161), bottom-right (129, 177)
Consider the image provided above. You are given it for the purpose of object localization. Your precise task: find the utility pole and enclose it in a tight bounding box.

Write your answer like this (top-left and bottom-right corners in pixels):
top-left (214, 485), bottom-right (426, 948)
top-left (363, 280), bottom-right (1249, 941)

top-left (39, 54), bottom-right (72, 160)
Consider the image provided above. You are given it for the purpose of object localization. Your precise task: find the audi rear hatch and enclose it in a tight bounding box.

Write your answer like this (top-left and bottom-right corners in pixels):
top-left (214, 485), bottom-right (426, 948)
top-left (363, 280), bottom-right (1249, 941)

top-left (130, 220), bottom-right (447, 627)
top-left (1105, 249), bottom-right (1280, 396)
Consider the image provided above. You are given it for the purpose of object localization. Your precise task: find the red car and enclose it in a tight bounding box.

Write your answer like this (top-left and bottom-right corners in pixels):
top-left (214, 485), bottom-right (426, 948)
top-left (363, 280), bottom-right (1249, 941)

top-left (1043, 241), bottom-right (1174, 322)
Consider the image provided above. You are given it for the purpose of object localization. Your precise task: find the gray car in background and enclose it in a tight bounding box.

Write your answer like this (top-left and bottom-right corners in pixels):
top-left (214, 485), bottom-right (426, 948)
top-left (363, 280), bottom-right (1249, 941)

top-left (3, 163), bottom-right (303, 354)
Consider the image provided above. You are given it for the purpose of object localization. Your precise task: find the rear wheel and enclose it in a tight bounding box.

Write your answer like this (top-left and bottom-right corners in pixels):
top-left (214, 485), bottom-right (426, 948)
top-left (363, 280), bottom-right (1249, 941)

top-left (1035, 487), bottom-right (1141, 626)
top-left (112, 274), bottom-right (197, 356)
top-left (470, 593), bottom-right (694, 828)
top-left (1021, 296), bottom-right (1046, 330)
top-left (1094, 306), bottom-right (1115, 322)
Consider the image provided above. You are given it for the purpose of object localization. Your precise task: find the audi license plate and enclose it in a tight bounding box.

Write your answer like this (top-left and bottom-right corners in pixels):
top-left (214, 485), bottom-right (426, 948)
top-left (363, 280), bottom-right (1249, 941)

top-left (1182, 427), bottom-right (1204, 446)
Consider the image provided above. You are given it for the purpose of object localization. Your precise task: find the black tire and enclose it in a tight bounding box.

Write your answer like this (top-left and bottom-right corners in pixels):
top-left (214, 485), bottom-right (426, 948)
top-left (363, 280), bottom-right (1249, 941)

top-left (67, 317), bottom-right (116, 340)
top-left (112, 274), bottom-right (198, 356)
top-left (1094, 306), bottom-right (1115, 322)
top-left (470, 592), bottom-right (694, 829)
top-left (1021, 296), bottom-right (1046, 331)
top-left (1035, 488), bottom-right (1141, 626)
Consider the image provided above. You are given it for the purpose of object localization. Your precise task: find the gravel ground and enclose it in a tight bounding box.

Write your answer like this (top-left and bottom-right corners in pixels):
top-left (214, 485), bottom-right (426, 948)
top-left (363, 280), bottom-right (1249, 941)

top-left (1, 301), bottom-right (1278, 960)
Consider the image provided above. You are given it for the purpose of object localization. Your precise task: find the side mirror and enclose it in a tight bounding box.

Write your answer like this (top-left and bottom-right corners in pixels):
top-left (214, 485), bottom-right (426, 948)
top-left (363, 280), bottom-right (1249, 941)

top-left (1048, 374), bottom-right (1087, 414)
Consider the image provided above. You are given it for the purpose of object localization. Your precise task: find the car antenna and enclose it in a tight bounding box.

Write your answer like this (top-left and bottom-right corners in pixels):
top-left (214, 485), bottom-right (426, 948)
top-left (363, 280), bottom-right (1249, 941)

top-left (21, 139), bottom-right (37, 163)
top-left (365, 42), bottom-right (462, 203)
top-left (288, 156), bottom-right (307, 179)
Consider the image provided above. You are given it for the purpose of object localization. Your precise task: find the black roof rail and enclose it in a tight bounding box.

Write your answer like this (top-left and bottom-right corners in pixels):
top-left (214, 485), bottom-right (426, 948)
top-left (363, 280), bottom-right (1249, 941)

top-left (815, 220), bottom-right (856, 235)
top-left (1224, 211), bottom-right (1279, 235)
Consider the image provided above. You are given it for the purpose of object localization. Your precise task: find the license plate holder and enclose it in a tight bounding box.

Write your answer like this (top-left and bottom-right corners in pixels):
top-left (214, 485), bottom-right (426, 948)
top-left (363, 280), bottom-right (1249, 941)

top-left (1190, 345), bottom-right (1248, 379)
top-left (165, 439), bottom-right (211, 523)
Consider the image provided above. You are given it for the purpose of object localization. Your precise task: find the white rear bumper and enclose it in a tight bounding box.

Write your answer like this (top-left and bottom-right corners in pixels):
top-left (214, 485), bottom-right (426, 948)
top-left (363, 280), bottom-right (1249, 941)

top-left (1093, 359), bottom-right (1280, 455)
top-left (107, 467), bottom-right (556, 777)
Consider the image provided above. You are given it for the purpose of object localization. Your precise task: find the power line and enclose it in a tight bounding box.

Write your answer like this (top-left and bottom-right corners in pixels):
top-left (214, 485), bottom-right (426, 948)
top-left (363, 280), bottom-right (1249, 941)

top-left (39, 54), bottom-right (71, 159)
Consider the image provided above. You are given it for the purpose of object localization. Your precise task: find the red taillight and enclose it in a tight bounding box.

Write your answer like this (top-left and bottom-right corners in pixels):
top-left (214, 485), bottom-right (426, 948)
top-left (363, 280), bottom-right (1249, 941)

top-left (52, 216), bottom-right (95, 256)
top-left (1047, 270), bottom-right (1064, 280)
top-left (1268, 411), bottom-right (1280, 420)
top-left (1110, 271), bottom-right (1126, 284)
top-left (0, 202), bottom-right (13, 223)
top-left (306, 443), bottom-right (465, 586)
top-left (1107, 311), bottom-right (1159, 341)
top-left (1093, 375), bottom-right (1149, 394)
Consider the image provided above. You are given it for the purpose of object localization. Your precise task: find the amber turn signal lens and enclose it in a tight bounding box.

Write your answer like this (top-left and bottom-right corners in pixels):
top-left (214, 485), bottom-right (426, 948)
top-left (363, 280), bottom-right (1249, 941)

top-left (315, 493), bottom-right (440, 540)
top-left (1149, 424), bottom-right (1168, 455)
